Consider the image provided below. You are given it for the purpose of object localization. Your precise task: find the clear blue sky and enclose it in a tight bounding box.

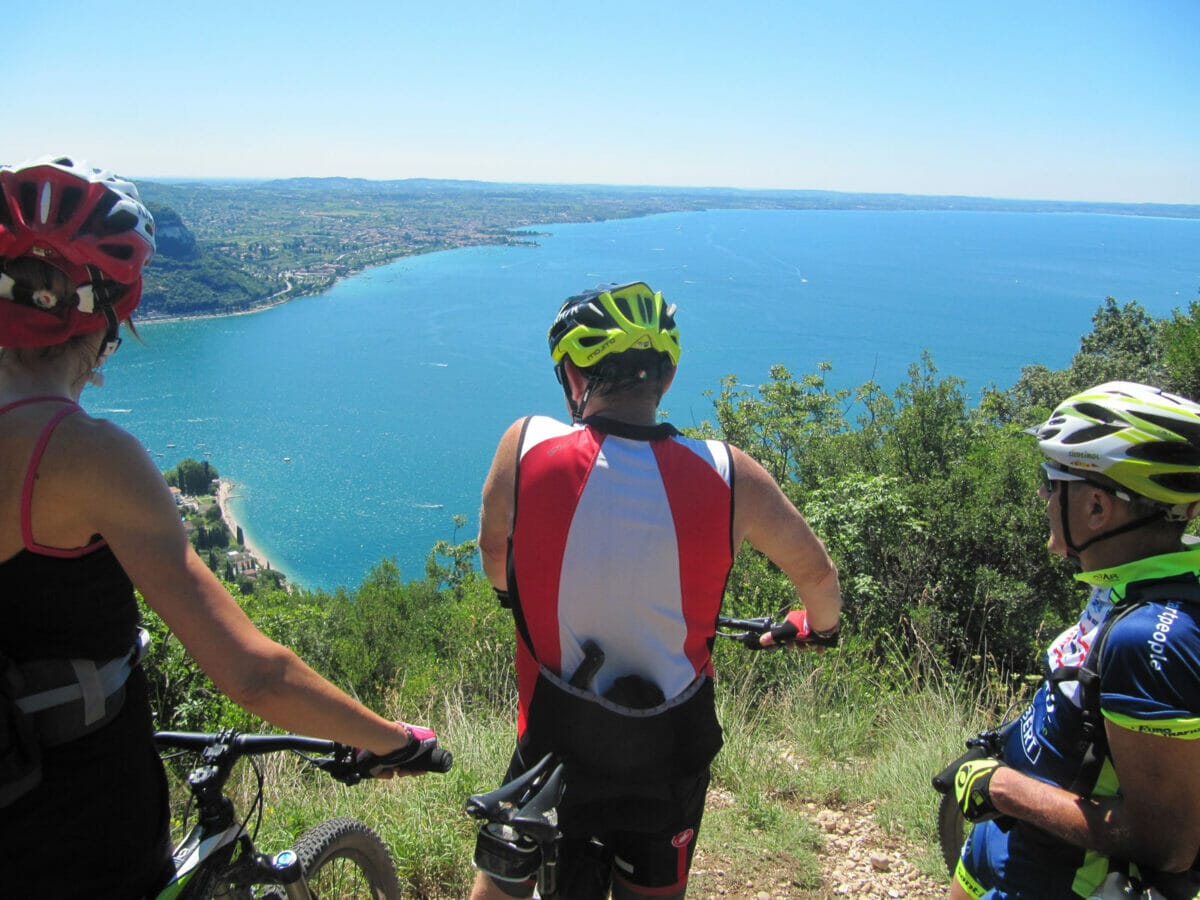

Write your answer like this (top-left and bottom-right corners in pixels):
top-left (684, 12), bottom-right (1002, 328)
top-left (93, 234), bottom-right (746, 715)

top-left (10, 0), bottom-right (1198, 203)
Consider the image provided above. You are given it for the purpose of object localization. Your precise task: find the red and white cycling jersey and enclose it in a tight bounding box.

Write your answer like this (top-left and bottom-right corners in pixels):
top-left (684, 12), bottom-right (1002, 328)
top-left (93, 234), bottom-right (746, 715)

top-left (509, 415), bottom-right (735, 737)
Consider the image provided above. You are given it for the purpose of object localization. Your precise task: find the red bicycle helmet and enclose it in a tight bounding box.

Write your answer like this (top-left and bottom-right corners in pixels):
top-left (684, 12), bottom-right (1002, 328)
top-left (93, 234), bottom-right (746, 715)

top-left (0, 156), bottom-right (155, 348)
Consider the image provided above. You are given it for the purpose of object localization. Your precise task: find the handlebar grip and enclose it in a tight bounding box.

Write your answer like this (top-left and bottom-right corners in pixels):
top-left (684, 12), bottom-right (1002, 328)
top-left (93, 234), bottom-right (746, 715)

top-left (741, 633), bottom-right (774, 651)
top-left (357, 736), bottom-right (453, 777)
top-left (427, 746), bottom-right (453, 773)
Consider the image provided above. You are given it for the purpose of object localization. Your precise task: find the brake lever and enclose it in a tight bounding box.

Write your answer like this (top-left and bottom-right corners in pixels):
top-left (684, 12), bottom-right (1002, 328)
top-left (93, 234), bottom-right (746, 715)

top-left (309, 744), bottom-right (364, 785)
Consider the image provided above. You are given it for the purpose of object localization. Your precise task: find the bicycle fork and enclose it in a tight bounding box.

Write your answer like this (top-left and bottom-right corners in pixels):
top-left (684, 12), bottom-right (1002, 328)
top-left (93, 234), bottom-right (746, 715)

top-left (216, 841), bottom-right (314, 899)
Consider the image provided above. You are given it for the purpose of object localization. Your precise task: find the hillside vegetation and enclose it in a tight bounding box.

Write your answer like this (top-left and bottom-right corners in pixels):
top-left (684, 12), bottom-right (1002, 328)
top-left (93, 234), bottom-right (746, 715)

top-left (142, 295), bottom-right (1200, 896)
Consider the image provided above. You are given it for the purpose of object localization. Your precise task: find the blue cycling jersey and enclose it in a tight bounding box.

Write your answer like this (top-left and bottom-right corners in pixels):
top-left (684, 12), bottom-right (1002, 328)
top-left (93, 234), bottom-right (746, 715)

top-left (957, 548), bottom-right (1200, 899)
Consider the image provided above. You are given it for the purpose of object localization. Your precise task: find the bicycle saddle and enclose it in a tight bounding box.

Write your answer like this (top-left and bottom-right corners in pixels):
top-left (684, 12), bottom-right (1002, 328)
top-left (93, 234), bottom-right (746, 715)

top-left (465, 752), bottom-right (565, 844)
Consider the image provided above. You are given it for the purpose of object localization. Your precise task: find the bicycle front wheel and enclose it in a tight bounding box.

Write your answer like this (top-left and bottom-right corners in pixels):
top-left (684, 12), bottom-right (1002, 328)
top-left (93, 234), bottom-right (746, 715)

top-left (937, 792), bottom-right (967, 875)
top-left (286, 817), bottom-right (401, 899)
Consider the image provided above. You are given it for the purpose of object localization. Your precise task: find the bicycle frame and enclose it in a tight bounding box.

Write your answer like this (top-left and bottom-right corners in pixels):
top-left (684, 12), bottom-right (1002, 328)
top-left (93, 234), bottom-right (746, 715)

top-left (157, 819), bottom-right (245, 899)
top-left (153, 730), bottom-right (359, 900)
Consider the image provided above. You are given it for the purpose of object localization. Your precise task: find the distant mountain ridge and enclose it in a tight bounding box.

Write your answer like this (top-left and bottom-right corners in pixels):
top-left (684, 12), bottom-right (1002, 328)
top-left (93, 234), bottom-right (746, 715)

top-left (133, 178), bottom-right (1200, 320)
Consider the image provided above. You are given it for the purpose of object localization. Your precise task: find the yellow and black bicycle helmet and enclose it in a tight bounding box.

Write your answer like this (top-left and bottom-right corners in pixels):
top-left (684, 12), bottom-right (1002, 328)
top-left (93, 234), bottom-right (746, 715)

top-left (548, 281), bottom-right (680, 370)
top-left (1031, 381), bottom-right (1200, 515)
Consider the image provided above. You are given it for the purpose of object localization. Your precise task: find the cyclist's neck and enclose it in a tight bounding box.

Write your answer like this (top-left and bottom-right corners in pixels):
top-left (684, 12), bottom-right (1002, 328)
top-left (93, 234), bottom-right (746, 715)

top-left (579, 396), bottom-right (660, 426)
top-left (0, 359), bottom-right (87, 407)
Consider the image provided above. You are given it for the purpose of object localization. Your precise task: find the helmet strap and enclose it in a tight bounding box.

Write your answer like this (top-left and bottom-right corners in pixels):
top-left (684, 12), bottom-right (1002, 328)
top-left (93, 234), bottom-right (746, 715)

top-left (1058, 484), bottom-right (1081, 559)
top-left (556, 360), bottom-right (600, 424)
top-left (86, 266), bottom-right (122, 365)
top-left (1060, 482), bottom-right (1164, 557)
top-left (97, 304), bottom-right (121, 363)
top-left (574, 378), bottom-right (601, 424)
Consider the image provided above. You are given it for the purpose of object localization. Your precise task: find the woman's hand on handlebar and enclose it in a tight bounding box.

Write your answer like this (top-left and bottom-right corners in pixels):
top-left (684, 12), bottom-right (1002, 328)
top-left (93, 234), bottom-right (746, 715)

top-left (759, 609), bottom-right (840, 651)
top-left (355, 723), bottom-right (453, 778)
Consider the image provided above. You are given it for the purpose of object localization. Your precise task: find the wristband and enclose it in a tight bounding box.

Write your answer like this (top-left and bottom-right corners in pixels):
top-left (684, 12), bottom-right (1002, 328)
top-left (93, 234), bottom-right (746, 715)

top-left (810, 623), bottom-right (840, 646)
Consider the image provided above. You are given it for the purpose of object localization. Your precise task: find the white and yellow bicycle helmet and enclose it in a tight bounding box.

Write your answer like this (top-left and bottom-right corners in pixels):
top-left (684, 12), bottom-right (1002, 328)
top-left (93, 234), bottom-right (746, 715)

top-left (1031, 381), bottom-right (1200, 517)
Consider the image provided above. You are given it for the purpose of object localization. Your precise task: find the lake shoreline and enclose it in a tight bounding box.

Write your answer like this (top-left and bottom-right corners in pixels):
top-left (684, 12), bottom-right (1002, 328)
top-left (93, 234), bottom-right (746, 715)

top-left (136, 286), bottom-right (309, 326)
top-left (215, 479), bottom-right (287, 584)
top-left (134, 230), bottom-right (541, 326)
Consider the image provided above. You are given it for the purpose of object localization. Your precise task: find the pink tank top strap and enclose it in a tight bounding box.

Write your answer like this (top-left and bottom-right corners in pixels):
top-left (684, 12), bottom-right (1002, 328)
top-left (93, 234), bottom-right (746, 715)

top-left (5, 396), bottom-right (109, 558)
top-left (0, 395), bottom-right (77, 416)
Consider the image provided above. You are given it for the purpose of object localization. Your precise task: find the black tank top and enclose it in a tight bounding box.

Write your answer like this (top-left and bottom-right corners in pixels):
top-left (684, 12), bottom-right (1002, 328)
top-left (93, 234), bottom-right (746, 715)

top-left (0, 400), bottom-right (172, 897)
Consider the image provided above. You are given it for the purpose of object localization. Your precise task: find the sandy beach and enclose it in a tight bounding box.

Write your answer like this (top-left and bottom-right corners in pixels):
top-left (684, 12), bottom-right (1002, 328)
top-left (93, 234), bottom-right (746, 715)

top-left (215, 479), bottom-right (274, 577)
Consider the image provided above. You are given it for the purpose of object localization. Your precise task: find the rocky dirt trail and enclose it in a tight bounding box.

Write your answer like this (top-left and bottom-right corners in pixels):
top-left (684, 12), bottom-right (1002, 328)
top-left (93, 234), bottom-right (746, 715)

top-left (690, 801), bottom-right (947, 899)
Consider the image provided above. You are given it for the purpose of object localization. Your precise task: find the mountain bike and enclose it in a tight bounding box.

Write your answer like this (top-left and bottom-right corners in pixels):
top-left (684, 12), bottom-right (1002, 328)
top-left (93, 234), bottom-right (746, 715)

top-left (154, 729), bottom-right (452, 899)
top-left (465, 613), bottom-right (815, 897)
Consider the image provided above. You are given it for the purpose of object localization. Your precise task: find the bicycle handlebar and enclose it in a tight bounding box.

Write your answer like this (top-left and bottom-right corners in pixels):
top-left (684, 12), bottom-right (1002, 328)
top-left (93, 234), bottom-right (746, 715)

top-left (715, 614), bottom-right (779, 650)
top-left (715, 613), bottom-right (840, 650)
top-left (155, 731), bottom-right (337, 754)
top-left (154, 730), bottom-right (452, 784)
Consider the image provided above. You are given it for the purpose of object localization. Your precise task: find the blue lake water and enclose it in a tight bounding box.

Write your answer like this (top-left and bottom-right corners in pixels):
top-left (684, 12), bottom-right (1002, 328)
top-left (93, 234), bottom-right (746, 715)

top-left (89, 209), bottom-right (1200, 590)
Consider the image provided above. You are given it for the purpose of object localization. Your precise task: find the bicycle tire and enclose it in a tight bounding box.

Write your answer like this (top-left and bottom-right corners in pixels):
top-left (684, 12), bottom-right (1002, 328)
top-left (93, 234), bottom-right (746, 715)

top-left (272, 816), bottom-right (401, 900)
top-left (937, 791), bottom-right (967, 875)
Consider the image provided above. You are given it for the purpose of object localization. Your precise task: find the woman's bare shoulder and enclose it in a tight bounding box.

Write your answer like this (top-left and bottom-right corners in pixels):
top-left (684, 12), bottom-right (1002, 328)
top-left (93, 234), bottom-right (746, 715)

top-left (48, 409), bottom-right (165, 495)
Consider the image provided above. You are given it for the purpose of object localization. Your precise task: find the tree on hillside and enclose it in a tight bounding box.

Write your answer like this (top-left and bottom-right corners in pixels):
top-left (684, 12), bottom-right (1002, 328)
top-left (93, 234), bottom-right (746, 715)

top-left (1074, 297), bottom-right (1162, 385)
top-left (166, 458), bottom-right (219, 496)
top-left (697, 362), bottom-right (850, 491)
top-left (887, 354), bottom-right (969, 482)
top-left (1158, 299), bottom-right (1200, 400)
top-left (987, 297), bottom-right (1162, 422)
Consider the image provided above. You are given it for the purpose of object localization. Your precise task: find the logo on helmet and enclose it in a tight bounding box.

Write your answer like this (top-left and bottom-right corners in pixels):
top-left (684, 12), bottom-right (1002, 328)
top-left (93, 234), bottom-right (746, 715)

top-left (583, 336), bottom-right (619, 363)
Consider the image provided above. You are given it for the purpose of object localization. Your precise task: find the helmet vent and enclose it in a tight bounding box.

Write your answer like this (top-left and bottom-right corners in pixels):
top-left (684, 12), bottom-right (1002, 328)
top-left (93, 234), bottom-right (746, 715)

top-left (1073, 402), bottom-right (1118, 422)
top-left (1153, 472), bottom-right (1200, 494)
top-left (0, 182), bottom-right (11, 230)
top-left (1126, 440), bottom-right (1200, 466)
top-left (17, 182), bottom-right (38, 224)
top-left (79, 191), bottom-right (120, 237)
top-left (1139, 412), bottom-right (1200, 449)
top-left (101, 208), bottom-right (139, 236)
top-left (99, 242), bottom-right (135, 262)
top-left (570, 301), bottom-right (610, 329)
top-left (613, 294), bottom-right (634, 321)
top-left (1062, 423), bottom-right (1122, 444)
top-left (57, 186), bottom-right (84, 224)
